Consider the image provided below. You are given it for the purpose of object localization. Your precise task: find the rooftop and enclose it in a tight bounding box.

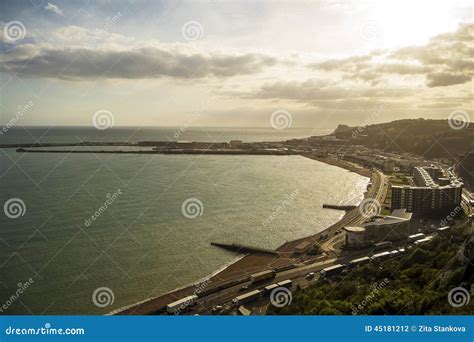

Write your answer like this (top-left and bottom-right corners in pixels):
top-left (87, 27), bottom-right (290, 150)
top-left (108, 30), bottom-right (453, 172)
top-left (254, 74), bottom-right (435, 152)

top-left (390, 208), bottom-right (413, 220)
top-left (344, 226), bottom-right (366, 233)
top-left (344, 209), bottom-right (412, 232)
top-left (395, 165), bottom-right (464, 190)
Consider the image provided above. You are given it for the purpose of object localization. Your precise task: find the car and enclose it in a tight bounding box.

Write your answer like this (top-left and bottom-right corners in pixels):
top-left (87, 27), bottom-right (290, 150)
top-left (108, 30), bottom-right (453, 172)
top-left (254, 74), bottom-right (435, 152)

top-left (212, 305), bottom-right (223, 312)
top-left (232, 298), bottom-right (238, 305)
top-left (238, 285), bottom-right (249, 292)
top-left (306, 272), bottom-right (315, 279)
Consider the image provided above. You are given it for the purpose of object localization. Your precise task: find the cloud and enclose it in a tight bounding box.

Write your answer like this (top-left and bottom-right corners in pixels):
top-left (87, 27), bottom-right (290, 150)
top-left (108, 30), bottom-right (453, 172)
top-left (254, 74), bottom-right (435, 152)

top-left (226, 23), bottom-right (473, 112)
top-left (0, 44), bottom-right (277, 80)
top-left (309, 55), bottom-right (372, 72)
top-left (418, 102), bottom-right (464, 109)
top-left (227, 78), bottom-right (414, 106)
top-left (309, 22), bottom-right (474, 88)
top-left (426, 72), bottom-right (471, 87)
top-left (44, 3), bottom-right (63, 15)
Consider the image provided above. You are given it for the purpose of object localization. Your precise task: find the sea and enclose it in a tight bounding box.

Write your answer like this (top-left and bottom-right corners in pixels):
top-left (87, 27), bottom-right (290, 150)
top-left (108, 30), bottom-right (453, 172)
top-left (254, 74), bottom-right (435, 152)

top-left (0, 126), bottom-right (369, 314)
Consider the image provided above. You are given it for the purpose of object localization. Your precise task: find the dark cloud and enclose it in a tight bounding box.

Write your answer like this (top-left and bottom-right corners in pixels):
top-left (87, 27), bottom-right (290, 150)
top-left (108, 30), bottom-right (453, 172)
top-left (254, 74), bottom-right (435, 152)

top-left (309, 55), bottom-right (371, 71)
top-left (426, 72), bottom-right (471, 87)
top-left (377, 63), bottom-right (431, 75)
top-left (0, 45), bottom-right (277, 80)
top-left (418, 102), bottom-right (464, 109)
top-left (228, 78), bottom-right (413, 105)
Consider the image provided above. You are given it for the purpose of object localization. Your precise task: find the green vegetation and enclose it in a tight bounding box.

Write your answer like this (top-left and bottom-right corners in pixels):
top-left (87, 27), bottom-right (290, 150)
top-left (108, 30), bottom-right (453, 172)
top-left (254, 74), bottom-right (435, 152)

top-left (269, 224), bottom-right (473, 315)
top-left (333, 119), bottom-right (474, 159)
top-left (388, 174), bottom-right (411, 186)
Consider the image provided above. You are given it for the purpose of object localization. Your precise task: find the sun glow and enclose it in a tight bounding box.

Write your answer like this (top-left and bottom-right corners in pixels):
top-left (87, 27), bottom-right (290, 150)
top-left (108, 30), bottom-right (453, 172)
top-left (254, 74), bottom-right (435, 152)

top-left (371, 0), bottom-right (461, 48)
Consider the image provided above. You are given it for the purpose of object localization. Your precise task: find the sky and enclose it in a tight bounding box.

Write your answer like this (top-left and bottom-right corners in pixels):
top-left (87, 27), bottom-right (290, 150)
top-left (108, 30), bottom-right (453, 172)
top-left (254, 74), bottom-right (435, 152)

top-left (0, 0), bottom-right (472, 129)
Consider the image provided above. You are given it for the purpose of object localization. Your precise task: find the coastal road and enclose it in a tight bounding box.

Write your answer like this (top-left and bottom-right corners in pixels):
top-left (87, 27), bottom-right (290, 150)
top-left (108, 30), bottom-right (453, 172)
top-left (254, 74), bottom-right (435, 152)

top-left (461, 189), bottom-right (473, 216)
top-left (192, 257), bottom-right (339, 314)
top-left (192, 239), bottom-right (393, 315)
top-left (320, 170), bottom-right (388, 255)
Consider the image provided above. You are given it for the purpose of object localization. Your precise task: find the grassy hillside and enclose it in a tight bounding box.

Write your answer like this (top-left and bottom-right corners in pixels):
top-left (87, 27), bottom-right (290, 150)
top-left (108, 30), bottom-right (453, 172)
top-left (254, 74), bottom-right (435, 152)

top-left (333, 119), bottom-right (474, 159)
top-left (269, 222), bottom-right (473, 315)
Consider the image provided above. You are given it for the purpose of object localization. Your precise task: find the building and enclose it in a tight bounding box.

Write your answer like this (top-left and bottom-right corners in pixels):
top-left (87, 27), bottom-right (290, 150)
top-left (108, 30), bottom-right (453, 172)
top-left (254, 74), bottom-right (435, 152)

top-left (341, 152), bottom-right (426, 173)
top-left (294, 241), bottom-right (312, 254)
top-left (458, 151), bottom-right (474, 192)
top-left (391, 166), bottom-right (463, 216)
top-left (229, 140), bottom-right (243, 148)
top-left (344, 209), bottom-right (413, 248)
top-left (344, 226), bottom-right (366, 248)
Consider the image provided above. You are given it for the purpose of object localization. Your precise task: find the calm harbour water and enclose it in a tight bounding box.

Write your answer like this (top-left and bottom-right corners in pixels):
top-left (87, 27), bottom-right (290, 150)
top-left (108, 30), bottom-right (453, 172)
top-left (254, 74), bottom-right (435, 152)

top-left (0, 127), bottom-right (368, 314)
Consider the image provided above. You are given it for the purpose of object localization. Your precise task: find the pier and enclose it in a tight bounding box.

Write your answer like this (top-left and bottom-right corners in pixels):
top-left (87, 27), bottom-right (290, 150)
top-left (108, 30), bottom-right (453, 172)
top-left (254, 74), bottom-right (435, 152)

top-left (15, 148), bottom-right (290, 156)
top-left (322, 204), bottom-right (357, 210)
top-left (210, 242), bottom-right (279, 256)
